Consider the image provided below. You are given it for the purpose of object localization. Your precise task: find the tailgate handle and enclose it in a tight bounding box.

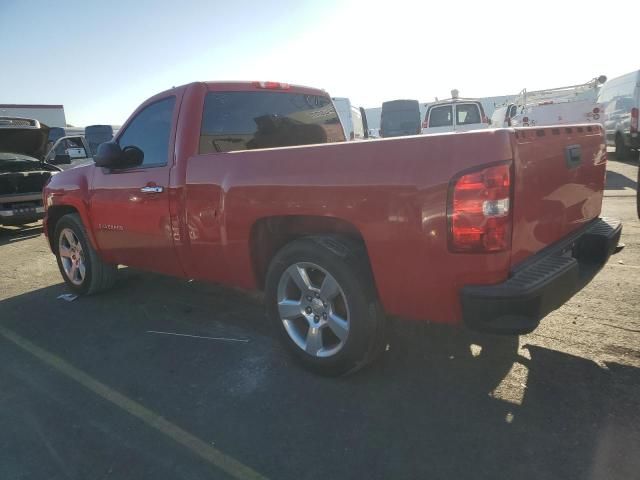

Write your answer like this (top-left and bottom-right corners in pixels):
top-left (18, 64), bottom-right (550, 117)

top-left (565, 144), bottom-right (582, 169)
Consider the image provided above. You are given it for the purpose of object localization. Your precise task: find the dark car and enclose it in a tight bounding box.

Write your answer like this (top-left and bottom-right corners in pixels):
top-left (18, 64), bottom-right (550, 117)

top-left (0, 117), bottom-right (62, 226)
top-left (380, 99), bottom-right (421, 138)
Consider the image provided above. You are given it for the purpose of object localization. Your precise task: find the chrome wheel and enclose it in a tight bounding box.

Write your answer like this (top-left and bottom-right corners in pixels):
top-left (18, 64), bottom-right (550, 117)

top-left (277, 262), bottom-right (350, 358)
top-left (58, 228), bottom-right (86, 286)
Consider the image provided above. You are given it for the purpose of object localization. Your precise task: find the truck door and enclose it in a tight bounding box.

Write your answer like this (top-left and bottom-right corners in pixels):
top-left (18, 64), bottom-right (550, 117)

top-left (90, 95), bottom-right (184, 276)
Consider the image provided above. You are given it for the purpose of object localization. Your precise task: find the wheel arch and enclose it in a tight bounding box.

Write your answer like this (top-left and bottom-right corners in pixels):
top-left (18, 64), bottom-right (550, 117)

top-left (46, 204), bottom-right (97, 253)
top-left (249, 215), bottom-right (374, 291)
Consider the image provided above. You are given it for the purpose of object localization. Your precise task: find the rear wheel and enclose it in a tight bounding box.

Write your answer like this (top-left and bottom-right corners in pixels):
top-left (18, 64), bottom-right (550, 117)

top-left (265, 236), bottom-right (387, 376)
top-left (54, 213), bottom-right (117, 295)
top-left (615, 134), bottom-right (630, 161)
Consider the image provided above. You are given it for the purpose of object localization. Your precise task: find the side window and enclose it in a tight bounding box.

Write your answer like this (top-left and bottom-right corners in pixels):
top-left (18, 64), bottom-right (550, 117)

top-left (456, 104), bottom-right (481, 125)
top-left (508, 105), bottom-right (517, 118)
top-left (199, 91), bottom-right (344, 153)
top-left (118, 96), bottom-right (175, 167)
top-left (428, 105), bottom-right (453, 127)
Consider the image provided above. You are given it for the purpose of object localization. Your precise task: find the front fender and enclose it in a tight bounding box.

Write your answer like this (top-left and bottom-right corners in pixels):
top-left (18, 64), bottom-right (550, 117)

top-left (44, 165), bottom-right (98, 251)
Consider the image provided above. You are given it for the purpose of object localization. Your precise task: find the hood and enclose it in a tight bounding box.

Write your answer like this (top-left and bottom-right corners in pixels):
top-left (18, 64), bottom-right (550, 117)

top-left (0, 117), bottom-right (50, 160)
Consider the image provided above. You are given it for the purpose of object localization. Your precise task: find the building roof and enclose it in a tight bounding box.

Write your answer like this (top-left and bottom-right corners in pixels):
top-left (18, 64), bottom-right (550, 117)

top-left (0, 104), bottom-right (64, 109)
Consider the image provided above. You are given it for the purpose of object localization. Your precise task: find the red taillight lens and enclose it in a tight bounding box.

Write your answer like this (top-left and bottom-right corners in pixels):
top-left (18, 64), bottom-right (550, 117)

top-left (252, 81), bottom-right (290, 90)
top-left (448, 163), bottom-right (512, 252)
top-left (631, 107), bottom-right (639, 133)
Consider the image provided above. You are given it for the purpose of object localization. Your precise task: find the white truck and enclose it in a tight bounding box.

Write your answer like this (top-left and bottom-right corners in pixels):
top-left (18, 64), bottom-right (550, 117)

top-left (506, 76), bottom-right (607, 128)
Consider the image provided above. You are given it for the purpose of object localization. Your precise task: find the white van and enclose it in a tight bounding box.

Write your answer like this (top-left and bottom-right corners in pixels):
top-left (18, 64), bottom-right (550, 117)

top-left (422, 91), bottom-right (489, 134)
top-left (332, 97), bottom-right (368, 140)
top-left (598, 70), bottom-right (640, 160)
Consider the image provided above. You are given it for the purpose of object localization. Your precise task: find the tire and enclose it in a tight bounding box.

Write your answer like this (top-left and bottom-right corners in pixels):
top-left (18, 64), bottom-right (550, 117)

top-left (615, 134), bottom-right (629, 161)
top-left (265, 236), bottom-right (387, 376)
top-left (54, 213), bottom-right (117, 295)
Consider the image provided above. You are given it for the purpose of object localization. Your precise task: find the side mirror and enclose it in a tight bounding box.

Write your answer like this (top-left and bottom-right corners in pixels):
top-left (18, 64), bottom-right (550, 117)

top-left (122, 145), bottom-right (144, 167)
top-left (95, 142), bottom-right (144, 168)
top-left (95, 142), bottom-right (122, 167)
top-left (50, 154), bottom-right (71, 165)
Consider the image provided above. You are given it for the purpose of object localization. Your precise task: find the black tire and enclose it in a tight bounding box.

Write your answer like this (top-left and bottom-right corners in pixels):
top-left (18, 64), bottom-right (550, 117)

top-left (615, 134), bottom-right (629, 161)
top-left (265, 236), bottom-right (387, 376)
top-left (53, 213), bottom-right (117, 295)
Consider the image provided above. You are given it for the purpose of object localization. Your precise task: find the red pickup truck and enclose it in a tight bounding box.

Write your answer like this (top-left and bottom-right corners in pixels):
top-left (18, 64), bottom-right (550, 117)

top-left (43, 81), bottom-right (621, 375)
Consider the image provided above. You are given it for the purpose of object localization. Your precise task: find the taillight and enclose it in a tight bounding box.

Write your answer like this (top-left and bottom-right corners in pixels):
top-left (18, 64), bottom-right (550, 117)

top-left (522, 116), bottom-right (529, 127)
top-left (252, 81), bottom-right (290, 90)
top-left (422, 120), bottom-right (428, 129)
top-left (448, 162), bottom-right (512, 253)
top-left (631, 107), bottom-right (639, 133)
top-left (592, 107), bottom-right (600, 114)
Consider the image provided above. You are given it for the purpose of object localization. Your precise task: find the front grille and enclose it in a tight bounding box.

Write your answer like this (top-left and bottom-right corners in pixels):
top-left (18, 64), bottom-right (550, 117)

top-left (0, 172), bottom-right (51, 195)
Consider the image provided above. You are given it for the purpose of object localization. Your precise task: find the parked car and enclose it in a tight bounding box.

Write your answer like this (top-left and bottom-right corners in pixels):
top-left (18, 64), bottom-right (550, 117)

top-left (43, 136), bottom-right (93, 170)
top-left (509, 76), bottom-right (606, 128)
top-left (422, 91), bottom-right (489, 133)
top-left (0, 117), bottom-right (62, 226)
top-left (332, 98), bottom-right (369, 140)
top-left (380, 99), bottom-right (421, 137)
top-left (43, 81), bottom-right (621, 376)
top-left (598, 70), bottom-right (640, 160)
top-left (85, 124), bottom-right (114, 155)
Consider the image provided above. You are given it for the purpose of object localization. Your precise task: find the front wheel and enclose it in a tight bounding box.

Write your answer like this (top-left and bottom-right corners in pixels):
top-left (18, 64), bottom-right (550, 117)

top-left (265, 236), bottom-right (387, 376)
top-left (54, 213), bottom-right (117, 295)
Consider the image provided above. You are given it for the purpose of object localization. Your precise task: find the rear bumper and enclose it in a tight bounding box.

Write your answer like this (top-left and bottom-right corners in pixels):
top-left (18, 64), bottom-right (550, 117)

top-left (461, 217), bottom-right (622, 334)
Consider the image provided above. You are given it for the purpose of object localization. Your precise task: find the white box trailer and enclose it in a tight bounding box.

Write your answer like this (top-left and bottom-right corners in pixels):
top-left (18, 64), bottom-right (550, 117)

top-left (0, 104), bottom-right (66, 128)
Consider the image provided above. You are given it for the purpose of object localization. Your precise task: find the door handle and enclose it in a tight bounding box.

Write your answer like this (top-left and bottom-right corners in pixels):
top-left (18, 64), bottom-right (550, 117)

top-left (140, 186), bottom-right (163, 194)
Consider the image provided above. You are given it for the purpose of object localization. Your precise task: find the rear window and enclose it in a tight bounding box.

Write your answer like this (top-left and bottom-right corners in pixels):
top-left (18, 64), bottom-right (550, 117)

top-left (199, 91), bottom-right (345, 153)
top-left (456, 103), bottom-right (481, 125)
top-left (381, 110), bottom-right (419, 131)
top-left (428, 105), bottom-right (453, 127)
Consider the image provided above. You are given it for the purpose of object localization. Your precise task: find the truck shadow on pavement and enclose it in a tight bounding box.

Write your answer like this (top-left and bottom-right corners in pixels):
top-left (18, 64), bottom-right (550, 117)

top-left (0, 272), bottom-right (638, 480)
top-left (606, 169), bottom-right (638, 191)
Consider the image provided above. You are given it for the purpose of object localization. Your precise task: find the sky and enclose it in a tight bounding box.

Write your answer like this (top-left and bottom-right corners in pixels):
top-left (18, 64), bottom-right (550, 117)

top-left (1, 0), bottom-right (639, 126)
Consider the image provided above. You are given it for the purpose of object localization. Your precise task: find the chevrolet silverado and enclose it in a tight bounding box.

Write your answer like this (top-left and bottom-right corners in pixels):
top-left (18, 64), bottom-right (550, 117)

top-left (43, 81), bottom-right (622, 375)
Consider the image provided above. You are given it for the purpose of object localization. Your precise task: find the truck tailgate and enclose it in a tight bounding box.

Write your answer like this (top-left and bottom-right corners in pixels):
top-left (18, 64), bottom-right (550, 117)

top-left (510, 125), bottom-right (607, 266)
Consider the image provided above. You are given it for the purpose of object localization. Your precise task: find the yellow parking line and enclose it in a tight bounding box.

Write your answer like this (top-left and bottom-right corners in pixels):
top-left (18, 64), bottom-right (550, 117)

top-left (0, 325), bottom-right (268, 480)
